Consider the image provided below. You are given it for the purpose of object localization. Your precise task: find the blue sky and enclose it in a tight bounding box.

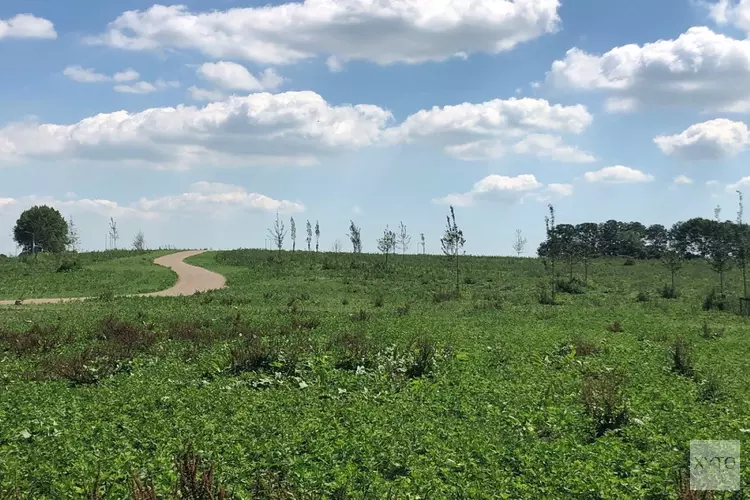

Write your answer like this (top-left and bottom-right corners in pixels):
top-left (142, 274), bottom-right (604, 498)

top-left (2, 0), bottom-right (750, 255)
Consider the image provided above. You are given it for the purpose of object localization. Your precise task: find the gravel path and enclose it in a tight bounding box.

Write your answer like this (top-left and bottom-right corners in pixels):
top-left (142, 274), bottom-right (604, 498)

top-left (0, 250), bottom-right (226, 305)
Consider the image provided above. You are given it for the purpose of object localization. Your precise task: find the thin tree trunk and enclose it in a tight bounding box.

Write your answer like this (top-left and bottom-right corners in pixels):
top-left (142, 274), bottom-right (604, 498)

top-left (455, 252), bottom-right (460, 295)
top-left (671, 270), bottom-right (676, 291)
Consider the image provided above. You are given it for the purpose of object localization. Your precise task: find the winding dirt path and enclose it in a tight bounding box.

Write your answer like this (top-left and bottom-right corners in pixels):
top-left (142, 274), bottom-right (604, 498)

top-left (0, 250), bottom-right (226, 305)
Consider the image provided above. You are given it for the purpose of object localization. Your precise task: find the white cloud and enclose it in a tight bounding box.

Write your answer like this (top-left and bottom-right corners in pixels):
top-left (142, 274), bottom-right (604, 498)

top-left (114, 79), bottom-right (179, 94)
top-left (0, 182), bottom-right (303, 221)
top-left (63, 66), bottom-right (111, 83)
top-left (654, 119), bottom-right (750, 160)
top-left (707, 179), bottom-right (720, 186)
top-left (113, 69), bottom-right (139, 82)
top-left (709, 0), bottom-right (750, 33)
top-left (0, 91), bottom-right (393, 169)
top-left (197, 62), bottom-right (285, 91)
top-left (673, 175), bottom-right (694, 184)
top-left (727, 176), bottom-right (750, 191)
top-left (433, 174), bottom-right (546, 206)
top-left (547, 26), bottom-right (750, 113)
top-left (352, 205), bottom-right (362, 214)
top-left (188, 86), bottom-right (227, 102)
top-left (386, 97), bottom-right (593, 162)
top-left (86, 1), bottom-right (560, 67)
top-left (583, 165), bottom-right (655, 184)
top-left (0, 14), bottom-right (56, 40)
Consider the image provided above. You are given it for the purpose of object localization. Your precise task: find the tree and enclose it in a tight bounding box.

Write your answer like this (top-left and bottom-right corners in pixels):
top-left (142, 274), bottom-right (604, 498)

top-left (512, 229), bottom-right (527, 257)
top-left (108, 218), bottom-right (119, 250)
top-left (420, 233), bottom-right (426, 254)
top-left (736, 191), bottom-right (749, 302)
top-left (13, 205), bottom-right (69, 256)
top-left (348, 220), bottom-right (362, 253)
top-left (268, 213), bottom-right (287, 253)
top-left (332, 239), bottom-right (342, 253)
top-left (315, 221), bottom-right (320, 252)
top-left (306, 220), bottom-right (312, 251)
top-left (397, 222), bottom-right (411, 255)
top-left (542, 204), bottom-right (559, 276)
top-left (707, 205), bottom-right (732, 294)
top-left (440, 205), bottom-right (466, 295)
top-left (661, 249), bottom-right (683, 295)
top-left (67, 215), bottom-right (80, 252)
top-left (377, 226), bottom-right (397, 270)
top-left (132, 230), bottom-right (146, 251)
top-left (576, 222), bottom-right (599, 283)
top-left (290, 217), bottom-right (296, 252)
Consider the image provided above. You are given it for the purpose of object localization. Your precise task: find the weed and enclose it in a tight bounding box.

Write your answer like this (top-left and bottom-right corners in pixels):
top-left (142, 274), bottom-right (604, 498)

top-left (395, 302), bottom-right (411, 316)
top-left (703, 289), bottom-right (728, 311)
top-left (671, 337), bottom-right (694, 377)
top-left (606, 321), bottom-right (624, 333)
top-left (263, 291), bottom-right (274, 300)
top-left (332, 331), bottom-right (373, 370)
top-left (555, 278), bottom-right (585, 295)
top-left (700, 321), bottom-right (724, 340)
top-left (698, 373), bottom-right (724, 402)
top-left (100, 316), bottom-right (156, 355)
top-left (349, 309), bottom-right (369, 322)
top-left (661, 285), bottom-right (678, 299)
top-left (636, 291), bottom-right (650, 302)
top-left (341, 297), bottom-right (349, 306)
top-left (290, 315), bottom-right (321, 330)
top-left (129, 473), bottom-right (157, 500)
top-left (406, 336), bottom-right (437, 378)
top-left (463, 276), bottom-right (476, 285)
top-left (44, 348), bottom-right (119, 385)
top-left (373, 295), bottom-right (384, 308)
top-left (174, 444), bottom-right (229, 500)
top-left (581, 368), bottom-right (629, 437)
top-left (432, 290), bottom-right (456, 303)
top-left (98, 290), bottom-right (115, 302)
top-left (168, 321), bottom-right (215, 343)
top-left (623, 258), bottom-right (636, 266)
top-left (537, 282), bottom-right (557, 305)
top-left (229, 336), bottom-right (274, 374)
top-left (676, 469), bottom-right (715, 500)
top-left (571, 335), bottom-right (600, 356)
top-left (0, 323), bottom-right (62, 355)
top-left (56, 259), bottom-right (82, 273)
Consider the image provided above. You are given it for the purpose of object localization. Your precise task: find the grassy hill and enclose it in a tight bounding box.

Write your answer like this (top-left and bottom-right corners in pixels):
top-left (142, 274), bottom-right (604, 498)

top-left (0, 249), bottom-right (748, 497)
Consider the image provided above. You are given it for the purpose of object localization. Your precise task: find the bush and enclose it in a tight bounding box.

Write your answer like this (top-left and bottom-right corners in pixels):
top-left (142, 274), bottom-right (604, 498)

top-left (331, 331), bottom-right (373, 370)
top-left (661, 285), bottom-right (678, 299)
top-left (56, 259), bottom-right (82, 273)
top-left (395, 302), bottom-right (411, 316)
top-left (373, 295), bottom-right (384, 308)
top-left (44, 347), bottom-right (119, 385)
top-left (463, 276), bottom-right (476, 285)
top-left (581, 368), bottom-right (629, 437)
top-left (349, 309), bottom-right (369, 322)
top-left (671, 337), bottom-right (694, 377)
top-left (698, 373), bottom-right (724, 402)
top-left (432, 290), bottom-right (457, 303)
top-left (0, 323), bottom-right (63, 355)
top-left (406, 336), bottom-right (437, 378)
top-left (571, 335), bottom-right (600, 357)
top-left (341, 297), bottom-right (349, 306)
top-left (703, 289), bottom-right (728, 311)
top-left (636, 291), bottom-right (650, 302)
top-left (99, 316), bottom-right (157, 355)
top-left (606, 321), bottom-right (624, 333)
top-left (700, 320), bottom-right (724, 340)
top-left (555, 278), bottom-right (585, 295)
top-left (537, 283), bottom-right (557, 305)
top-left (229, 336), bottom-right (275, 374)
top-left (623, 257), bottom-right (636, 266)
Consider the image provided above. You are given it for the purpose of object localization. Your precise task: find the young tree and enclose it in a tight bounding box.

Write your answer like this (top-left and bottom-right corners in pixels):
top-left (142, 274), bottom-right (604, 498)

top-left (315, 221), bottom-right (320, 252)
top-left (397, 221), bottom-right (411, 254)
top-left (332, 239), bottom-right (342, 253)
top-left (377, 226), bottom-right (397, 270)
top-left (348, 220), bottom-right (362, 253)
top-left (13, 205), bottom-right (69, 256)
top-left (542, 204), bottom-right (559, 277)
top-left (268, 213), bottom-right (287, 253)
top-left (290, 217), bottom-right (297, 252)
top-left (440, 205), bottom-right (466, 295)
top-left (132, 230), bottom-right (146, 251)
top-left (708, 205), bottom-right (732, 293)
top-left (306, 220), bottom-right (312, 251)
top-left (109, 217), bottom-right (119, 250)
top-left (736, 191), bottom-right (749, 304)
top-left (661, 249), bottom-right (683, 295)
top-left (420, 233), bottom-right (426, 254)
top-left (67, 215), bottom-right (80, 252)
top-left (512, 229), bottom-right (527, 257)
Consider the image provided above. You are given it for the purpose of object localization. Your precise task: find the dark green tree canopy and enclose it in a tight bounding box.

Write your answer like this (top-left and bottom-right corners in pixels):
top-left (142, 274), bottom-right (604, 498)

top-left (13, 205), bottom-right (69, 254)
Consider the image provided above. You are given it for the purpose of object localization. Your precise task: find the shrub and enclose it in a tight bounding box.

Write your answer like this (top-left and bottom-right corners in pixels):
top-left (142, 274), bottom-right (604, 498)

top-left (0, 323), bottom-right (62, 355)
top-left (537, 283), bottom-right (557, 305)
top-left (174, 444), bottom-right (229, 500)
top-left (349, 309), bottom-right (369, 322)
top-left (463, 276), bottom-right (476, 285)
top-left (581, 368), bottom-right (629, 437)
top-left (290, 315), bottom-right (321, 330)
top-left (700, 321), bottom-right (724, 340)
top-left (406, 336), bottom-right (437, 378)
top-left (44, 348), bottom-right (119, 385)
top-left (555, 278), bottom-right (585, 295)
top-left (99, 316), bottom-right (157, 355)
top-left (703, 289), bottom-right (728, 311)
top-left (606, 321), bottom-right (624, 333)
top-left (373, 295), bottom-right (384, 308)
top-left (167, 320), bottom-right (215, 343)
top-left (571, 335), bottom-right (600, 357)
top-left (395, 302), bottom-right (411, 316)
top-left (56, 259), bottom-right (82, 273)
top-left (636, 291), bottom-right (650, 302)
top-left (623, 257), bottom-right (636, 266)
top-left (341, 297), bottom-right (349, 306)
top-left (661, 285), bottom-right (678, 299)
top-left (263, 291), bottom-right (274, 300)
top-left (671, 337), bottom-right (694, 377)
top-left (698, 373), bottom-right (724, 402)
top-left (331, 331), bottom-right (372, 370)
top-left (229, 336), bottom-right (274, 374)
top-left (432, 290), bottom-right (457, 303)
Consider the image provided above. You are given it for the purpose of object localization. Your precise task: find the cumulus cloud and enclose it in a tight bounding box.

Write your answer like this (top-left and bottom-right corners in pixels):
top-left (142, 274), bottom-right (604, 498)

top-left (114, 79), bottom-right (180, 94)
top-left (197, 62), bottom-right (285, 91)
top-left (86, 1), bottom-right (560, 68)
top-left (63, 65), bottom-right (173, 94)
top-left (709, 0), bottom-right (750, 33)
top-left (187, 86), bottom-right (226, 102)
top-left (63, 66), bottom-right (112, 83)
top-left (583, 166), bottom-right (654, 184)
top-left (0, 14), bottom-right (56, 40)
top-left (0, 182), bottom-right (303, 222)
top-left (654, 119), bottom-right (750, 160)
top-left (386, 97), bottom-right (594, 162)
top-left (0, 91), bottom-right (393, 169)
top-left (673, 175), bottom-right (694, 184)
top-left (433, 174), bottom-right (571, 206)
top-left (546, 26), bottom-right (750, 113)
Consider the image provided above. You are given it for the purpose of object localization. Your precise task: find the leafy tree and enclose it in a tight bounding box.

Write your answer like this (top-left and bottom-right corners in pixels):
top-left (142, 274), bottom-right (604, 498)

top-left (512, 229), bottom-right (527, 257)
top-left (441, 205), bottom-right (466, 295)
top-left (348, 221), bottom-right (362, 253)
top-left (736, 191), bottom-right (749, 302)
top-left (420, 233), bottom-right (426, 254)
top-left (268, 213), bottom-right (286, 253)
top-left (661, 249), bottom-right (683, 294)
top-left (707, 205), bottom-right (732, 293)
top-left (109, 217), bottom-right (119, 250)
top-left (13, 205), bottom-right (69, 255)
top-left (644, 224), bottom-right (668, 259)
top-left (315, 221), bottom-right (320, 252)
top-left (67, 215), bottom-right (80, 252)
top-left (397, 221), bottom-right (411, 254)
top-left (306, 220), bottom-right (312, 251)
top-left (377, 226), bottom-right (397, 270)
top-left (541, 204), bottom-right (559, 276)
top-left (290, 217), bottom-right (296, 252)
top-left (132, 230), bottom-right (146, 251)
top-left (575, 222), bottom-right (599, 283)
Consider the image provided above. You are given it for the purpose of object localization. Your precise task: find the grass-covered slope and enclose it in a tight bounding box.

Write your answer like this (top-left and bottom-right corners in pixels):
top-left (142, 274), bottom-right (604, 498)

top-left (0, 249), bottom-right (748, 497)
top-left (0, 250), bottom-right (177, 300)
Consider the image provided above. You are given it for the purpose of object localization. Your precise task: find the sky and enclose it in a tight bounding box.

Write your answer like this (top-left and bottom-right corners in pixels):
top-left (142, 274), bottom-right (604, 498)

top-left (2, 0), bottom-right (750, 255)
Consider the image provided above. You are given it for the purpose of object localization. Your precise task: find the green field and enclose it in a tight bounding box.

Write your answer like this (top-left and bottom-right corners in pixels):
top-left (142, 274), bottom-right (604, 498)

top-left (1, 249), bottom-right (748, 498)
top-left (0, 250), bottom-right (177, 300)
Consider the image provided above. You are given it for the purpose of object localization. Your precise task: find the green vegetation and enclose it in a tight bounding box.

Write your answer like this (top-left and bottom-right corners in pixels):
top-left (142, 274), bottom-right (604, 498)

top-left (0, 250), bottom-right (177, 300)
top-left (1, 249), bottom-right (749, 497)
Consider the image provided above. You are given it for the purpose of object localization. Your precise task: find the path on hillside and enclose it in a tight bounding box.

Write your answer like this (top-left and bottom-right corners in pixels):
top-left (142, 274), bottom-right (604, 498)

top-left (0, 250), bottom-right (226, 305)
